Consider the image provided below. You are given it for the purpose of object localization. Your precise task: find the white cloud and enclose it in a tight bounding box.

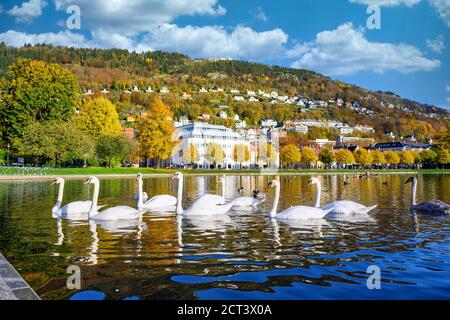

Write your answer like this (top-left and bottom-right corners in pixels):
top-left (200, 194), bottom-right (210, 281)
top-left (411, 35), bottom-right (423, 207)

top-left (428, 0), bottom-right (450, 27)
top-left (447, 97), bottom-right (450, 104)
top-left (7, 0), bottom-right (47, 22)
top-left (289, 23), bottom-right (440, 75)
top-left (348, 0), bottom-right (422, 7)
top-left (426, 35), bottom-right (445, 53)
top-left (446, 85), bottom-right (450, 92)
top-left (142, 24), bottom-right (288, 60)
top-left (0, 24), bottom-right (288, 61)
top-left (0, 30), bottom-right (87, 48)
top-left (54, 0), bottom-right (226, 36)
top-left (251, 7), bottom-right (268, 22)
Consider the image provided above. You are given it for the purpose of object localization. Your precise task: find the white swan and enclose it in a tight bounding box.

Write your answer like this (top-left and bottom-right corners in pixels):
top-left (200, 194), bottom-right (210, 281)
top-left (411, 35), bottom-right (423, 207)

top-left (172, 172), bottom-right (233, 216)
top-left (308, 178), bottom-right (377, 215)
top-left (86, 176), bottom-right (141, 221)
top-left (230, 175), bottom-right (263, 208)
top-left (405, 176), bottom-right (449, 214)
top-left (265, 180), bottom-right (332, 220)
top-left (136, 173), bottom-right (177, 211)
top-left (51, 177), bottom-right (104, 220)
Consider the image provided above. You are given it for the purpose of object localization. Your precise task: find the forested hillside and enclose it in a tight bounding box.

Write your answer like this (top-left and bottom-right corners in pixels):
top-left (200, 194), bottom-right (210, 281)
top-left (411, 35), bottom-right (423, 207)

top-left (0, 43), bottom-right (448, 144)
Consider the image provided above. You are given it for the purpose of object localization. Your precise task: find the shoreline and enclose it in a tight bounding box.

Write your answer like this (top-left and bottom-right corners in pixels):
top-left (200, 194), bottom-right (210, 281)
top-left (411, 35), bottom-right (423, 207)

top-left (0, 169), bottom-right (449, 181)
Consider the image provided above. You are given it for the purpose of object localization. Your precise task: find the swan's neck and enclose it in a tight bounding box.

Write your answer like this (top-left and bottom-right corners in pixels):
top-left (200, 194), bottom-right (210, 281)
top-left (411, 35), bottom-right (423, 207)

top-left (270, 184), bottom-right (280, 217)
top-left (176, 176), bottom-right (184, 215)
top-left (137, 178), bottom-right (144, 208)
top-left (314, 181), bottom-right (321, 208)
top-left (89, 180), bottom-right (100, 218)
top-left (54, 181), bottom-right (65, 211)
top-left (410, 179), bottom-right (417, 207)
top-left (221, 177), bottom-right (225, 199)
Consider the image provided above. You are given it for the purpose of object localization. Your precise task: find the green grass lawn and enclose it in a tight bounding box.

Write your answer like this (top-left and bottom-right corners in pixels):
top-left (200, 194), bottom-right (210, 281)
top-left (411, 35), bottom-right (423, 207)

top-left (1, 166), bottom-right (449, 176)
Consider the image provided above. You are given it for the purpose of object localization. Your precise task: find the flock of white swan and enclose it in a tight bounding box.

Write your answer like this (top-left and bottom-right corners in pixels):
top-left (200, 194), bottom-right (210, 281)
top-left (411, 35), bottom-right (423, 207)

top-left (51, 173), bottom-right (450, 223)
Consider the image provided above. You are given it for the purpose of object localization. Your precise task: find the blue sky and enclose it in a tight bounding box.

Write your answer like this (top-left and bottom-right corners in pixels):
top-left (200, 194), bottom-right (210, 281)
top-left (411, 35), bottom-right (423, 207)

top-left (0, 0), bottom-right (449, 108)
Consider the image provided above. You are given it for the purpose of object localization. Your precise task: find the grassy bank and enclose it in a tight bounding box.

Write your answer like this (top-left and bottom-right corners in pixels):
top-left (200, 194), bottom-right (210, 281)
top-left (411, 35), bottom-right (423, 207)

top-left (1, 167), bottom-right (449, 177)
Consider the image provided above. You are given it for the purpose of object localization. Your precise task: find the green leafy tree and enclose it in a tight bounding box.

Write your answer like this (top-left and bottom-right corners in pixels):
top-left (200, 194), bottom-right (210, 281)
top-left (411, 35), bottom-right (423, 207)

top-left (0, 58), bottom-right (80, 146)
top-left (436, 149), bottom-right (450, 167)
top-left (318, 148), bottom-right (335, 167)
top-left (354, 148), bottom-right (373, 168)
top-left (96, 135), bottom-right (130, 168)
top-left (301, 147), bottom-right (318, 167)
top-left (420, 149), bottom-right (437, 167)
top-left (335, 149), bottom-right (355, 166)
top-left (280, 144), bottom-right (301, 168)
top-left (19, 121), bottom-right (95, 167)
top-left (76, 97), bottom-right (122, 139)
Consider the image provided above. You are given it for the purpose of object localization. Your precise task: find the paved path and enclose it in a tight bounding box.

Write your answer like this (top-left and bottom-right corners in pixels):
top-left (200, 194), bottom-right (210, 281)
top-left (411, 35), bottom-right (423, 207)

top-left (0, 254), bottom-right (40, 300)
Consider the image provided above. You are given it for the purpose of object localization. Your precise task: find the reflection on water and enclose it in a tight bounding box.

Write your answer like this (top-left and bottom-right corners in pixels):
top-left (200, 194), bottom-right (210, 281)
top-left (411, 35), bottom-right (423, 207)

top-left (0, 174), bottom-right (450, 300)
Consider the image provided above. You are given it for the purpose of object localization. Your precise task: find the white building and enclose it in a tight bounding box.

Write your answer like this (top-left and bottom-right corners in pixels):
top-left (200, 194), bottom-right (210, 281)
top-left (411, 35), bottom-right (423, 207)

top-left (339, 126), bottom-right (354, 135)
top-left (145, 86), bottom-right (154, 93)
top-left (261, 119), bottom-right (278, 128)
top-left (234, 96), bottom-right (245, 101)
top-left (354, 125), bottom-right (375, 133)
top-left (160, 87), bottom-right (170, 94)
top-left (172, 123), bottom-right (252, 169)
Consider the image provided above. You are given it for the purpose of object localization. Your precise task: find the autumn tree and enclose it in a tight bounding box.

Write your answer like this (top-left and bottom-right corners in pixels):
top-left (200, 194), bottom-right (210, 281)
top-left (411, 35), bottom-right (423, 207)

top-left (0, 58), bottom-right (80, 146)
top-left (384, 151), bottom-right (400, 167)
top-left (420, 149), bottom-right (437, 167)
top-left (335, 149), bottom-right (355, 166)
top-left (134, 96), bottom-right (178, 167)
top-left (76, 98), bottom-right (122, 139)
top-left (233, 144), bottom-right (250, 167)
top-left (205, 143), bottom-right (226, 168)
top-left (318, 148), bottom-right (335, 167)
top-left (400, 150), bottom-right (415, 167)
top-left (183, 143), bottom-right (200, 165)
top-left (280, 144), bottom-right (301, 168)
top-left (257, 143), bottom-right (278, 167)
top-left (354, 148), bottom-right (373, 168)
top-left (19, 121), bottom-right (95, 167)
top-left (301, 147), bottom-right (318, 168)
top-left (372, 150), bottom-right (386, 166)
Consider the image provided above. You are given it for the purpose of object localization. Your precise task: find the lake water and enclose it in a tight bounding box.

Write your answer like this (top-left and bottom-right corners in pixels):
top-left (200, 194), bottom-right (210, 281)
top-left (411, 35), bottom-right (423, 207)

top-left (0, 174), bottom-right (449, 300)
